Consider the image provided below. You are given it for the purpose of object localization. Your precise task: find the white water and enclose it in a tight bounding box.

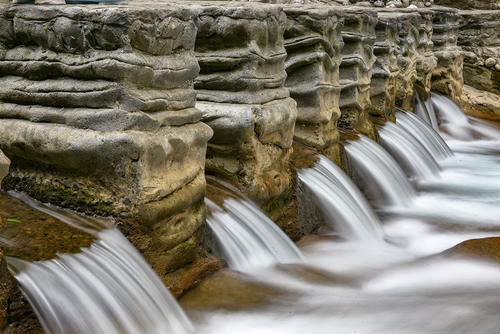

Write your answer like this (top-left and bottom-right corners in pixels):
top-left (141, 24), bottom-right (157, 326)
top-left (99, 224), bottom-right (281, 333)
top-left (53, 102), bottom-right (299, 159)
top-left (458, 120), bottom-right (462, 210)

top-left (379, 121), bottom-right (441, 180)
top-left (345, 135), bottom-right (416, 207)
top-left (206, 198), bottom-right (303, 270)
top-left (396, 111), bottom-right (454, 161)
top-left (9, 229), bottom-right (193, 334)
top-left (187, 98), bottom-right (500, 334)
top-left (299, 155), bottom-right (384, 242)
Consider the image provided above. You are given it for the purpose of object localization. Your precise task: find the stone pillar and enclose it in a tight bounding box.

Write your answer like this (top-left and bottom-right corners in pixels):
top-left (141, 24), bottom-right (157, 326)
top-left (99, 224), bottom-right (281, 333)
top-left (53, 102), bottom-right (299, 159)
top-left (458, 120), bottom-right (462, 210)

top-left (283, 6), bottom-right (344, 163)
top-left (369, 12), bottom-right (400, 121)
top-left (338, 8), bottom-right (378, 139)
top-left (193, 3), bottom-right (297, 202)
top-left (431, 7), bottom-right (463, 103)
top-left (0, 4), bottom-right (212, 276)
top-left (414, 8), bottom-right (437, 99)
top-left (393, 11), bottom-right (421, 110)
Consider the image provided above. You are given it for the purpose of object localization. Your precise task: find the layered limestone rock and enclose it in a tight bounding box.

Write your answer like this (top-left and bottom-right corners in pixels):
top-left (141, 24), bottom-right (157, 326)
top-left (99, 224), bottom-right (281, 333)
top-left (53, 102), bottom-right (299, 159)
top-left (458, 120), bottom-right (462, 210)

top-left (0, 150), bottom-right (8, 189)
top-left (369, 12), bottom-right (400, 120)
top-left (193, 3), bottom-right (297, 202)
top-left (431, 7), bottom-right (463, 103)
top-left (458, 10), bottom-right (500, 95)
top-left (392, 11), bottom-right (420, 110)
top-left (338, 8), bottom-right (377, 138)
top-left (283, 6), bottom-right (344, 161)
top-left (414, 8), bottom-right (437, 99)
top-left (0, 4), bottom-right (213, 277)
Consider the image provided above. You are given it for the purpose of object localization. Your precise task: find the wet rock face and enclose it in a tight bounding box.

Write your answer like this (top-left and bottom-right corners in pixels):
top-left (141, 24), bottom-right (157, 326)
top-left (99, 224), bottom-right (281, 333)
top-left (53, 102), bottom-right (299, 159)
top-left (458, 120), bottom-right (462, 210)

top-left (338, 8), bottom-right (377, 138)
top-left (0, 4), bottom-right (212, 275)
top-left (458, 10), bottom-right (500, 95)
top-left (283, 7), bottom-right (343, 157)
top-left (194, 3), bottom-right (297, 202)
top-left (0, 150), bottom-right (9, 189)
top-left (430, 7), bottom-right (464, 103)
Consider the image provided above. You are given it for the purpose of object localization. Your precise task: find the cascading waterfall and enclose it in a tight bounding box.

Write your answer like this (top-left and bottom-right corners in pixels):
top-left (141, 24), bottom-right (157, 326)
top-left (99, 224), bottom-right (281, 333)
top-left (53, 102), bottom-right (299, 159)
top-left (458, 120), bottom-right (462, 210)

top-left (345, 135), bottom-right (416, 207)
top-left (206, 198), bottom-right (303, 270)
top-left (299, 155), bottom-right (384, 242)
top-left (378, 121), bottom-right (441, 180)
top-left (8, 229), bottom-right (193, 334)
top-left (395, 111), bottom-right (454, 161)
top-left (413, 93), bottom-right (439, 131)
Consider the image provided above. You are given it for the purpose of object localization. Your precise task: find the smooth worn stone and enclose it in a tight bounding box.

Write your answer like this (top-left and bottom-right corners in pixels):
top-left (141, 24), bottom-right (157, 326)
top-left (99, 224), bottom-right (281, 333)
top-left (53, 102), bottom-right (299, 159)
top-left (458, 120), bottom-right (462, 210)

top-left (338, 8), bottom-right (377, 139)
top-left (0, 3), bottom-right (214, 280)
top-left (0, 150), bottom-right (9, 189)
top-left (191, 2), bottom-right (297, 202)
top-left (485, 58), bottom-right (497, 68)
top-left (431, 7), bottom-right (464, 104)
top-left (283, 6), bottom-right (343, 152)
top-left (443, 237), bottom-right (500, 262)
top-left (462, 85), bottom-right (500, 122)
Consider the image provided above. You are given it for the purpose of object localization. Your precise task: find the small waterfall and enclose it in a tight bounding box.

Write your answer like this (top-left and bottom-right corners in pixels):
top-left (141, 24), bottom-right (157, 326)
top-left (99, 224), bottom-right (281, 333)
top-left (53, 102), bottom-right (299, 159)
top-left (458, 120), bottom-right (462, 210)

top-left (206, 198), bottom-right (303, 270)
top-left (345, 136), bottom-right (416, 207)
top-left (395, 111), bottom-right (454, 161)
top-left (9, 229), bottom-right (193, 334)
top-left (431, 94), bottom-right (500, 141)
top-left (414, 93), bottom-right (439, 131)
top-left (299, 156), bottom-right (384, 242)
top-left (378, 121), bottom-right (441, 180)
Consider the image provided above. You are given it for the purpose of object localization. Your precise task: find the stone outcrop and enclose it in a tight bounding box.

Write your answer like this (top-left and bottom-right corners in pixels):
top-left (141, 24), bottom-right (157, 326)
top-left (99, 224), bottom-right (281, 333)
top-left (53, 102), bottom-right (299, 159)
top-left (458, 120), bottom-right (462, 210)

top-left (430, 7), bottom-right (464, 103)
top-left (283, 6), bottom-right (344, 161)
top-left (414, 8), bottom-right (437, 99)
top-left (338, 8), bottom-right (377, 138)
top-left (0, 150), bottom-right (8, 189)
top-left (462, 84), bottom-right (500, 121)
top-left (193, 3), bottom-right (297, 202)
top-left (0, 3), bottom-right (212, 277)
top-left (458, 10), bottom-right (500, 95)
top-left (369, 11), bottom-right (400, 120)
top-left (393, 11), bottom-right (420, 110)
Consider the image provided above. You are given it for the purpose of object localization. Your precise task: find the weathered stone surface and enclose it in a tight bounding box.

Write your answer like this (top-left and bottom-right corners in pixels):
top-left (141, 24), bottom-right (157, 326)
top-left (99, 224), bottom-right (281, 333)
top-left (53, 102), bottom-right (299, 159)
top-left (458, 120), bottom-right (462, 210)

top-left (283, 6), bottom-right (344, 159)
top-left (414, 8), bottom-right (437, 99)
top-left (192, 2), bottom-right (297, 202)
top-left (462, 84), bottom-right (500, 121)
top-left (369, 12), bottom-right (400, 119)
top-left (431, 7), bottom-right (464, 103)
top-left (0, 149), bottom-right (9, 189)
top-left (338, 8), bottom-right (378, 138)
top-left (458, 10), bottom-right (500, 95)
top-left (0, 3), bottom-right (213, 277)
top-left (443, 237), bottom-right (500, 262)
top-left (434, 0), bottom-right (500, 10)
top-left (351, 0), bottom-right (434, 7)
top-left (392, 11), bottom-right (421, 110)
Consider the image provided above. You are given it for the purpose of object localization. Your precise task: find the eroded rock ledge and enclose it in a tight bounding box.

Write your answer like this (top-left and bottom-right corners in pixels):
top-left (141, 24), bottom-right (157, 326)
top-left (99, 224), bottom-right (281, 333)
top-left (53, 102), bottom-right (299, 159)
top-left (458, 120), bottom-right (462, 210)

top-left (0, 3), bottom-right (213, 281)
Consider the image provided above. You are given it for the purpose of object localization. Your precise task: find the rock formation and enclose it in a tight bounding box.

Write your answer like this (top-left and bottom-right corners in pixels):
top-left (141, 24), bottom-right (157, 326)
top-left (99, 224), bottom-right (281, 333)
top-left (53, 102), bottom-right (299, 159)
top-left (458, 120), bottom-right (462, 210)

top-left (369, 11), bottom-right (400, 120)
top-left (459, 10), bottom-right (499, 95)
top-left (430, 7), bottom-right (463, 103)
top-left (193, 3), bottom-right (297, 202)
top-left (283, 6), bottom-right (344, 161)
top-left (414, 8), bottom-right (437, 99)
top-left (0, 3), bottom-right (213, 277)
top-left (338, 8), bottom-right (378, 138)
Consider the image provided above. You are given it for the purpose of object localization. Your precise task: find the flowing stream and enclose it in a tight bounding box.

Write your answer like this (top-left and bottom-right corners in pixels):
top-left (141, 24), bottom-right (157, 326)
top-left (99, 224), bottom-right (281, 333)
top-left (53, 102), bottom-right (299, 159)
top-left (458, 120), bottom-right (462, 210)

top-left (3, 94), bottom-right (500, 334)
